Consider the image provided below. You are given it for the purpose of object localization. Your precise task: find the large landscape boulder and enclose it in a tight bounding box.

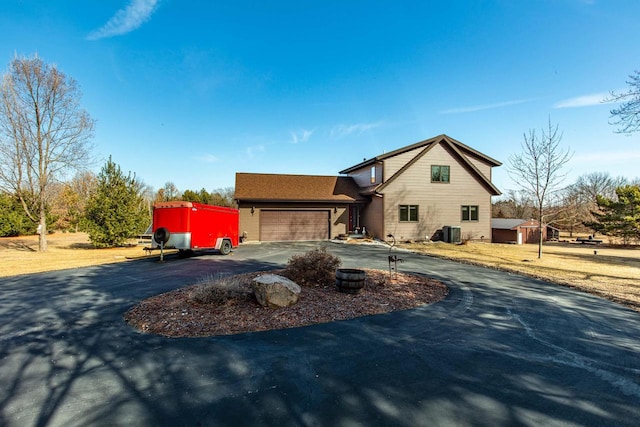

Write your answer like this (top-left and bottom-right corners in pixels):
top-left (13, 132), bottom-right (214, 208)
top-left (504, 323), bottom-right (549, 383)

top-left (252, 274), bottom-right (301, 308)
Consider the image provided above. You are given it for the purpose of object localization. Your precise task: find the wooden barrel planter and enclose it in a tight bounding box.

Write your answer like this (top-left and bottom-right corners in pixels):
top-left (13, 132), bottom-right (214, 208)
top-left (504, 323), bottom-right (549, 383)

top-left (336, 268), bottom-right (366, 294)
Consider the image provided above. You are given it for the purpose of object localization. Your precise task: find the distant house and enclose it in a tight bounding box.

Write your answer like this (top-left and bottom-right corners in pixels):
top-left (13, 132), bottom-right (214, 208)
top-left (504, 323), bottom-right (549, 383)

top-left (491, 218), bottom-right (559, 244)
top-left (236, 134), bottom-right (502, 242)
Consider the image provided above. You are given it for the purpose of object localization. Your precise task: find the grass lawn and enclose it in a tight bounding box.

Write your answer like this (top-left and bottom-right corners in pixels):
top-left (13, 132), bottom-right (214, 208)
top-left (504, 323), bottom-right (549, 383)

top-left (2, 232), bottom-right (638, 312)
top-left (0, 232), bottom-right (164, 277)
top-left (401, 240), bottom-right (640, 311)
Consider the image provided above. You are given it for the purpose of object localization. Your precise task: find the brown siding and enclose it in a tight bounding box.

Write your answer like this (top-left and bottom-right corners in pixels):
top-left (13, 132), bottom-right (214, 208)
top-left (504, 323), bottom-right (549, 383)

top-left (361, 196), bottom-right (384, 238)
top-left (347, 163), bottom-right (383, 187)
top-left (520, 226), bottom-right (546, 244)
top-left (466, 154), bottom-right (493, 178)
top-left (381, 142), bottom-right (493, 241)
top-left (383, 146), bottom-right (424, 179)
top-left (492, 224), bottom-right (547, 244)
top-left (492, 229), bottom-right (517, 244)
top-left (238, 206), bottom-right (260, 242)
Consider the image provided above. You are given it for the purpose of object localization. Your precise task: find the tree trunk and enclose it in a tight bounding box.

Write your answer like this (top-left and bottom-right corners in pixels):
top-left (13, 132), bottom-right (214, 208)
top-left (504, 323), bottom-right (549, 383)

top-left (38, 201), bottom-right (47, 252)
top-left (538, 206), bottom-right (543, 259)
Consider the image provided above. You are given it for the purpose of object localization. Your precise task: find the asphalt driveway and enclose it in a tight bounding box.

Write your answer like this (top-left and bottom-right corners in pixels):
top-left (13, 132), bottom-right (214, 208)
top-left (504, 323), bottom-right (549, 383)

top-left (0, 242), bottom-right (638, 426)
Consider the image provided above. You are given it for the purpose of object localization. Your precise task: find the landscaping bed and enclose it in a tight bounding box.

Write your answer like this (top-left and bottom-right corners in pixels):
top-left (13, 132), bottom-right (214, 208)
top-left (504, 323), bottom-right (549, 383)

top-left (124, 269), bottom-right (448, 337)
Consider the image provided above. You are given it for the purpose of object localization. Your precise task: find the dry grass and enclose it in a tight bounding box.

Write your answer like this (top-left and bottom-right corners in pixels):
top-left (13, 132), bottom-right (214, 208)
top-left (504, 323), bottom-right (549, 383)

top-left (2, 233), bottom-right (638, 313)
top-left (0, 232), bottom-right (161, 277)
top-left (402, 240), bottom-right (640, 311)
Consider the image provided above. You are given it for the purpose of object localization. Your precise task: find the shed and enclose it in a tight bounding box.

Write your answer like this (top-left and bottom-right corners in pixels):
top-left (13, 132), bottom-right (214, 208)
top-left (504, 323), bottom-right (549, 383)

top-left (491, 218), bottom-right (556, 244)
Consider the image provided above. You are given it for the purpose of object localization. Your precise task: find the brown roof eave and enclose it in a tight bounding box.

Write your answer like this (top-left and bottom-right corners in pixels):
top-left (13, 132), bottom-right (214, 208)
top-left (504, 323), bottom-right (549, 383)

top-left (339, 134), bottom-right (502, 174)
top-left (236, 198), bottom-right (367, 204)
top-left (339, 158), bottom-right (379, 174)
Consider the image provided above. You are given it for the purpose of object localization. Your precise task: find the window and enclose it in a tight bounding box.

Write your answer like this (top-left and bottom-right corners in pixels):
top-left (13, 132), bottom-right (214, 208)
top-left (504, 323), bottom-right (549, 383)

top-left (399, 205), bottom-right (419, 222)
top-left (370, 166), bottom-right (376, 184)
top-left (431, 165), bottom-right (450, 183)
top-left (461, 205), bottom-right (479, 221)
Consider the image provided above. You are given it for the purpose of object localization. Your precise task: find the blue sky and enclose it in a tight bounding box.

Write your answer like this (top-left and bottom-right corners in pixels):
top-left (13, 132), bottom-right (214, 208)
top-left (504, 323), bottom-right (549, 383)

top-left (2, 0), bottom-right (639, 196)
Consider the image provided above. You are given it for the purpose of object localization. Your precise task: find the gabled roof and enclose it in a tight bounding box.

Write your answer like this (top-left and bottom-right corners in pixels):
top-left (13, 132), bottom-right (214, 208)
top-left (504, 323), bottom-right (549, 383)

top-left (339, 134), bottom-right (502, 174)
top-left (339, 134), bottom-right (502, 196)
top-left (491, 218), bottom-right (528, 230)
top-left (492, 218), bottom-right (560, 231)
top-left (235, 173), bottom-right (368, 203)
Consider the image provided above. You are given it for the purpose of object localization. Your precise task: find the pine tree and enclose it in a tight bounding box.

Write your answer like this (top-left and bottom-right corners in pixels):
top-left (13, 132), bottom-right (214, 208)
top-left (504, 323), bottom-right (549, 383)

top-left (84, 157), bottom-right (150, 248)
top-left (0, 192), bottom-right (31, 236)
top-left (587, 185), bottom-right (640, 245)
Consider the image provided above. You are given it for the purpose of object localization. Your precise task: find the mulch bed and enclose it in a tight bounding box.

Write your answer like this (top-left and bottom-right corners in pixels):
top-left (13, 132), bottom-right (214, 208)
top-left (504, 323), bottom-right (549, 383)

top-left (124, 269), bottom-right (448, 337)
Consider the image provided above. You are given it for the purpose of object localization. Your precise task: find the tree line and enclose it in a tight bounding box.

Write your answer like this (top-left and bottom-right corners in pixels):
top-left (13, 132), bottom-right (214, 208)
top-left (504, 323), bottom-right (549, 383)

top-left (0, 55), bottom-right (235, 249)
top-left (1, 55), bottom-right (638, 251)
top-left (0, 157), bottom-right (236, 245)
top-left (493, 172), bottom-right (640, 245)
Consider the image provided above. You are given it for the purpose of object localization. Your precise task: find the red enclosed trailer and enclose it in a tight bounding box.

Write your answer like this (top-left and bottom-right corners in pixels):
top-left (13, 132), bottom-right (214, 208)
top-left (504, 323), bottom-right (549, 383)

top-left (151, 201), bottom-right (239, 255)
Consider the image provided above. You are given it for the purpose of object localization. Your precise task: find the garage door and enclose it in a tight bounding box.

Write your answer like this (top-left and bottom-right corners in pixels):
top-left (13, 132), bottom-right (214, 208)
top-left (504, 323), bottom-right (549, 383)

top-left (260, 210), bottom-right (330, 241)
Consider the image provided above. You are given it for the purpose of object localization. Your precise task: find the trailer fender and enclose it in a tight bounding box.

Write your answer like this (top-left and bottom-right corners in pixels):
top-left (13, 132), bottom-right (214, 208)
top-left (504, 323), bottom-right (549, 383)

top-left (216, 237), bottom-right (232, 255)
top-left (153, 227), bottom-right (171, 245)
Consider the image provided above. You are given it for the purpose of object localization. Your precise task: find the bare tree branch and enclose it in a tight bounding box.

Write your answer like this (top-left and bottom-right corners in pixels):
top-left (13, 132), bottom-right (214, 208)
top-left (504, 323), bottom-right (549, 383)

top-left (508, 118), bottom-right (572, 258)
top-left (0, 55), bottom-right (95, 251)
top-left (607, 70), bottom-right (640, 134)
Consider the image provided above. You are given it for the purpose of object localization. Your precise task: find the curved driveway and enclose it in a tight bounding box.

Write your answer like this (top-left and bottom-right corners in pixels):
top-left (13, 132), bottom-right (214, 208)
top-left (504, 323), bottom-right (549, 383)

top-left (0, 242), bottom-right (638, 426)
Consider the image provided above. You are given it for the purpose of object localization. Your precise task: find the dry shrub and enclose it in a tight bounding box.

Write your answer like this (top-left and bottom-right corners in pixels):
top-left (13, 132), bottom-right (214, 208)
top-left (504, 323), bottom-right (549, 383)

top-left (461, 232), bottom-right (475, 245)
top-left (189, 274), bottom-right (253, 305)
top-left (283, 247), bottom-right (342, 287)
top-left (366, 271), bottom-right (389, 288)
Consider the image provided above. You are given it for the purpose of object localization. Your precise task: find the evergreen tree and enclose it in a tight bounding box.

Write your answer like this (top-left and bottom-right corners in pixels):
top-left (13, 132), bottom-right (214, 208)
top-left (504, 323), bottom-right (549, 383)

top-left (0, 192), bottom-right (32, 236)
top-left (181, 188), bottom-right (207, 203)
top-left (587, 185), bottom-right (640, 245)
top-left (84, 157), bottom-right (149, 248)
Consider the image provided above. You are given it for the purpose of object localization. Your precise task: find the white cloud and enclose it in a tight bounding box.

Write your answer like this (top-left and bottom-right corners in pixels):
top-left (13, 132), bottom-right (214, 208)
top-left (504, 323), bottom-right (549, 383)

top-left (330, 122), bottom-right (382, 138)
top-left (87, 0), bottom-right (159, 40)
top-left (290, 129), bottom-right (314, 144)
top-left (553, 93), bottom-right (611, 108)
top-left (439, 99), bottom-right (531, 114)
top-left (245, 144), bottom-right (265, 158)
top-left (197, 154), bottom-right (219, 163)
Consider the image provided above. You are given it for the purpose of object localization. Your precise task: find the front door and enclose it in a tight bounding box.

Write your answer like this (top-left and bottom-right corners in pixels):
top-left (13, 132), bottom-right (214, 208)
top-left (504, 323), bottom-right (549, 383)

top-left (348, 205), bottom-right (360, 233)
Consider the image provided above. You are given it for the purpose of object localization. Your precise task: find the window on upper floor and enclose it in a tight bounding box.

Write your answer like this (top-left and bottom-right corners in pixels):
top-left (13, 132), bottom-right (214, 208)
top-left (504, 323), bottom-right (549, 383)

top-left (461, 205), bottom-right (479, 221)
top-left (399, 204), bottom-right (419, 222)
top-left (371, 166), bottom-right (376, 184)
top-left (431, 165), bottom-right (450, 183)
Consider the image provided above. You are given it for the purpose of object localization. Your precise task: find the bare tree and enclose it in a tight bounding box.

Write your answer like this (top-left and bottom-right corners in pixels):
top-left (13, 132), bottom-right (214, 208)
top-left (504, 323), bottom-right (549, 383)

top-left (211, 186), bottom-right (236, 207)
top-left (508, 119), bottom-right (572, 258)
top-left (573, 171), bottom-right (626, 202)
top-left (0, 55), bottom-right (95, 251)
top-left (154, 181), bottom-right (181, 202)
top-left (607, 70), bottom-right (640, 134)
top-left (492, 189), bottom-right (535, 219)
top-left (134, 177), bottom-right (155, 225)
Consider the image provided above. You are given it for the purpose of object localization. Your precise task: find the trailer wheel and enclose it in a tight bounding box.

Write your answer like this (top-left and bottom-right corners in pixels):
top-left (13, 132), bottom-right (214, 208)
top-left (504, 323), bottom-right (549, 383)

top-left (153, 227), bottom-right (170, 244)
top-left (220, 239), bottom-right (232, 255)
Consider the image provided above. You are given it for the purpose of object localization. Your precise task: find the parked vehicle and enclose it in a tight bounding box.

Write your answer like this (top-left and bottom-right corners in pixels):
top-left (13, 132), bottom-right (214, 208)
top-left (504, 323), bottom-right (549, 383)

top-left (151, 201), bottom-right (239, 255)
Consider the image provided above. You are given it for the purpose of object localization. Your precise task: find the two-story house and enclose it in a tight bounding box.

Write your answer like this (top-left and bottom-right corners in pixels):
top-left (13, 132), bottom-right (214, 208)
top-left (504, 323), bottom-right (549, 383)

top-left (235, 134), bottom-right (501, 242)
